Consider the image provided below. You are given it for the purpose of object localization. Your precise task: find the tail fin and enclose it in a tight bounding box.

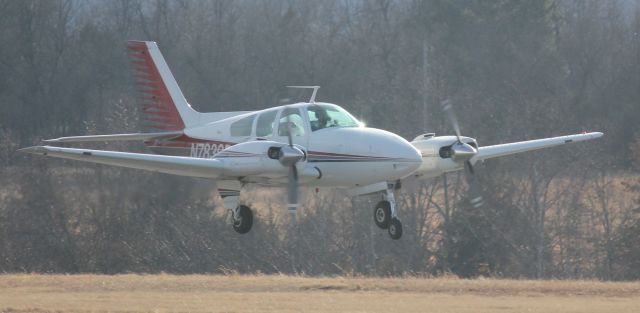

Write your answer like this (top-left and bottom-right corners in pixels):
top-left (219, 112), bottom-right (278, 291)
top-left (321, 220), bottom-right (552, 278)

top-left (127, 41), bottom-right (199, 131)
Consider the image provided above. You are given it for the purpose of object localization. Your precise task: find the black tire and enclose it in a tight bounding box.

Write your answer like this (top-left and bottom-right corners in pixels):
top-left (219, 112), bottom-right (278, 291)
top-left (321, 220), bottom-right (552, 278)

top-left (388, 218), bottom-right (402, 240)
top-left (373, 201), bottom-right (392, 229)
top-left (232, 205), bottom-right (253, 234)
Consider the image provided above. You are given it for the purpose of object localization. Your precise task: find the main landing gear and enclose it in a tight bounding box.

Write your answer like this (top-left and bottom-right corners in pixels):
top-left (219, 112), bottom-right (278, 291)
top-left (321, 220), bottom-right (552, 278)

top-left (373, 185), bottom-right (403, 240)
top-left (224, 195), bottom-right (254, 234)
top-left (232, 204), bottom-right (253, 234)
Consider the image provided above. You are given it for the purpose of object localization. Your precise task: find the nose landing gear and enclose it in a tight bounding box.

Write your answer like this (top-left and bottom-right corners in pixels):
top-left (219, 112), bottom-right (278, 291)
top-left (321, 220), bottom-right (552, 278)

top-left (372, 184), bottom-right (403, 240)
top-left (388, 217), bottom-right (403, 240)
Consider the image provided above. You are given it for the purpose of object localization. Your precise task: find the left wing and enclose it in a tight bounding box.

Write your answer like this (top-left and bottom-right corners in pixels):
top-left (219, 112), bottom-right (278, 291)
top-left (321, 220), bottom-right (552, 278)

top-left (19, 146), bottom-right (225, 178)
top-left (43, 131), bottom-right (182, 143)
top-left (471, 132), bottom-right (603, 164)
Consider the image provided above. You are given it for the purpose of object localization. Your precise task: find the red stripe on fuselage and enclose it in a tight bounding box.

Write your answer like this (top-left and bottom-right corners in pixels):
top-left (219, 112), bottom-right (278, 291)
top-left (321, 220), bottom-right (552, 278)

top-left (307, 150), bottom-right (391, 159)
top-left (145, 134), bottom-right (235, 148)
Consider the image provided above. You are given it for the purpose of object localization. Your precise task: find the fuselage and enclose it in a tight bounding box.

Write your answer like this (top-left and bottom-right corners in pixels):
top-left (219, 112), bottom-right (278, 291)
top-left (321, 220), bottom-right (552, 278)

top-left (145, 102), bottom-right (422, 187)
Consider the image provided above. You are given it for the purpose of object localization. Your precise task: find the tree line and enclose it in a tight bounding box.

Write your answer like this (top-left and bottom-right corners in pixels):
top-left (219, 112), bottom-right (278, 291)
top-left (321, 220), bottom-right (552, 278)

top-left (0, 0), bottom-right (638, 280)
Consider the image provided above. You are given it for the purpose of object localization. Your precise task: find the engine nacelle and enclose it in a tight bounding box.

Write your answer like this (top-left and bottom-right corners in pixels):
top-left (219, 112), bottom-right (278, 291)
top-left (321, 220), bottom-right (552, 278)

top-left (410, 134), bottom-right (478, 179)
top-left (214, 141), bottom-right (320, 181)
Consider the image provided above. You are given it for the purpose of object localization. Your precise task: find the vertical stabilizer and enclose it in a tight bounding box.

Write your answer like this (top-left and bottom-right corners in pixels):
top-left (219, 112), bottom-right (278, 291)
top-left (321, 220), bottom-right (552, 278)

top-left (128, 41), bottom-right (199, 131)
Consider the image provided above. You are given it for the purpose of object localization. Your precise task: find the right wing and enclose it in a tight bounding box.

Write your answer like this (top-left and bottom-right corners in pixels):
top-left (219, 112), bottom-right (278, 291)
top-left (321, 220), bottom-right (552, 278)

top-left (471, 132), bottom-right (603, 163)
top-left (19, 145), bottom-right (225, 178)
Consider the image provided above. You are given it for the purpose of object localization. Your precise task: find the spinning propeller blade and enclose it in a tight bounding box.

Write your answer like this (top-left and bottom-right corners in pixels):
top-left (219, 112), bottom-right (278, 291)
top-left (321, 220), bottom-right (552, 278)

top-left (464, 161), bottom-right (485, 208)
top-left (286, 111), bottom-right (294, 147)
top-left (288, 166), bottom-right (299, 213)
top-left (442, 99), bottom-right (462, 143)
top-left (285, 108), bottom-right (299, 214)
top-left (441, 100), bottom-right (484, 208)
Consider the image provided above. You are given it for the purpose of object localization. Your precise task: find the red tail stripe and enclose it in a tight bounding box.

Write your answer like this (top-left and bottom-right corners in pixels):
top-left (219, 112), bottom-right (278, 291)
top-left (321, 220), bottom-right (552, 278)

top-left (127, 40), bottom-right (184, 131)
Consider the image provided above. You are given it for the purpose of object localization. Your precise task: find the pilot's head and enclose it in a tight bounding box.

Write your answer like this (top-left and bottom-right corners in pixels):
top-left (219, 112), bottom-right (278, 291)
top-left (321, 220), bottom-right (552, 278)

top-left (315, 109), bottom-right (329, 123)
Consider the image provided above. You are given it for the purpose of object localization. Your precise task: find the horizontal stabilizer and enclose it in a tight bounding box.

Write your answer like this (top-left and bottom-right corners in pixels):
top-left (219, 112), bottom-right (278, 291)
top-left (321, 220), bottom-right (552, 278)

top-left (43, 131), bottom-right (182, 143)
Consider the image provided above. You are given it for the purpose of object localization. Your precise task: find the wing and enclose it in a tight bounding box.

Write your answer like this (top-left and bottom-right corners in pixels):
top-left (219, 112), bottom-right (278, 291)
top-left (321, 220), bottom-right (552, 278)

top-left (19, 145), bottom-right (225, 178)
top-left (43, 131), bottom-right (182, 143)
top-left (471, 132), bottom-right (603, 163)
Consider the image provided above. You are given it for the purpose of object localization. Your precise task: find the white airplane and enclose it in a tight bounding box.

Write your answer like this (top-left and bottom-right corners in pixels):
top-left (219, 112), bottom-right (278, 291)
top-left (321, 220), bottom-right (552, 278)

top-left (20, 41), bottom-right (603, 240)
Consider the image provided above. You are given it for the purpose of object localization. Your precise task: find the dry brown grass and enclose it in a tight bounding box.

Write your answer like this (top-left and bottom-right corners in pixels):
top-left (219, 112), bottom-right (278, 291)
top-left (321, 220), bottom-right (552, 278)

top-left (0, 274), bottom-right (638, 313)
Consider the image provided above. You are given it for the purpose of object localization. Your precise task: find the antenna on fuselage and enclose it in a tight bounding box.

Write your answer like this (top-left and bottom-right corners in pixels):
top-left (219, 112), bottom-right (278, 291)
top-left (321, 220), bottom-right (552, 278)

top-left (286, 85), bottom-right (320, 104)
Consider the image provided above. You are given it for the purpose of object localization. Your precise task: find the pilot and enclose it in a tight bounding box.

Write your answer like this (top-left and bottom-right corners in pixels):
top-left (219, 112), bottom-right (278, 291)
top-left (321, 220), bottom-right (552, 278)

top-left (311, 108), bottom-right (330, 131)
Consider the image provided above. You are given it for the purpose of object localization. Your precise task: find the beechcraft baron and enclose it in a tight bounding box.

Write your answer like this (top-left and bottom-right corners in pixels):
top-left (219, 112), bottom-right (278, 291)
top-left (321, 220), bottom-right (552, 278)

top-left (20, 41), bottom-right (603, 240)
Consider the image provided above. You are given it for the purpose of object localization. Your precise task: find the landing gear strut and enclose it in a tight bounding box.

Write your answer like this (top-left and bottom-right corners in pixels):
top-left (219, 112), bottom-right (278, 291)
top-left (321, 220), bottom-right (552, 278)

top-left (372, 184), bottom-right (403, 240)
top-left (232, 204), bottom-right (253, 234)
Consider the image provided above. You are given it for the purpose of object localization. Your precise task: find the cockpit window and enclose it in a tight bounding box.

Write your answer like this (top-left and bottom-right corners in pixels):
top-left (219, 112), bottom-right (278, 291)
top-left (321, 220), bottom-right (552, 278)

top-left (308, 104), bottom-right (360, 131)
top-left (230, 114), bottom-right (255, 137)
top-left (278, 107), bottom-right (305, 137)
top-left (256, 109), bottom-right (278, 137)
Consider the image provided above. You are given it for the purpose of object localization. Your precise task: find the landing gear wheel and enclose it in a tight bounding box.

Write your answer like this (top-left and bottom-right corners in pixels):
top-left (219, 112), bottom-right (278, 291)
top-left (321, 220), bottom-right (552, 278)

top-left (232, 205), bottom-right (253, 234)
top-left (388, 218), bottom-right (403, 240)
top-left (374, 201), bottom-right (392, 229)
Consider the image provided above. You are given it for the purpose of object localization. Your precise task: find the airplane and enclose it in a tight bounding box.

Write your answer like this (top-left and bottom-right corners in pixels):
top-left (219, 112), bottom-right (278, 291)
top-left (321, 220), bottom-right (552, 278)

top-left (19, 41), bottom-right (603, 240)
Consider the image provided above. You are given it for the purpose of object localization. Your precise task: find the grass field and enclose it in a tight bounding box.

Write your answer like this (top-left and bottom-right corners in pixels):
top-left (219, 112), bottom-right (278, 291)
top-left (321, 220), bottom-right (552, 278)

top-left (0, 274), bottom-right (639, 313)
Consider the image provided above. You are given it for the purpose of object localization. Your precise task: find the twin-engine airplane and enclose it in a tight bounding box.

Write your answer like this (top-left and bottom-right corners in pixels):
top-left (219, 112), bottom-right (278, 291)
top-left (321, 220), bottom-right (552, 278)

top-left (20, 41), bottom-right (603, 240)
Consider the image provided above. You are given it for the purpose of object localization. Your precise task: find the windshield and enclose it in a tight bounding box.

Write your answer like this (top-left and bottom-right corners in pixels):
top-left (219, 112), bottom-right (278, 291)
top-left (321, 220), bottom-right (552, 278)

top-left (307, 104), bottom-right (360, 131)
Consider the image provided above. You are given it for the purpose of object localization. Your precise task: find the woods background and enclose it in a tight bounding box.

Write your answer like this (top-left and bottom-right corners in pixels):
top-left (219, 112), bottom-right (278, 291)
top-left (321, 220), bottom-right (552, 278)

top-left (0, 0), bottom-right (639, 280)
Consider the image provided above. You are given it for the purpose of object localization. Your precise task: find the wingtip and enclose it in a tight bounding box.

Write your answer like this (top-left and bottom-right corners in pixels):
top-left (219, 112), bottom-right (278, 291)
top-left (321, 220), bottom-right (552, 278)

top-left (17, 146), bottom-right (47, 155)
top-left (581, 131), bottom-right (603, 138)
top-left (42, 138), bottom-right (59, 143)
top-left (586, 131), bottom-right (604, 139)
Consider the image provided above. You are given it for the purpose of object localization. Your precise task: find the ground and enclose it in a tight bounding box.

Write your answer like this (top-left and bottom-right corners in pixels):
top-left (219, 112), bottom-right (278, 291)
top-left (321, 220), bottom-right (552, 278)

top-left (0, 274), bottom-right (639, 313)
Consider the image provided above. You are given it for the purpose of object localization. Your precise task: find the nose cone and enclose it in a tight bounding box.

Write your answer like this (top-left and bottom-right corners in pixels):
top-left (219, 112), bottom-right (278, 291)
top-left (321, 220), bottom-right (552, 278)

top-left (306, 127), bottom-right (423, 185)
top-left (356, 128), bottom-right (422, 177)
top-left (387, 129), bottom-right (422, 179)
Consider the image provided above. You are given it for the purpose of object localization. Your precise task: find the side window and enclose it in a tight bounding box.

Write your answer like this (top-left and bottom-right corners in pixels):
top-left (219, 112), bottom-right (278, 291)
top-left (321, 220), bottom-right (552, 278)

top-left (230, 115), bottom-right (255, 137)
top-left (278, 108), bottom-right (306, 137)
top-left (256, 110), bottom-right (278, 137)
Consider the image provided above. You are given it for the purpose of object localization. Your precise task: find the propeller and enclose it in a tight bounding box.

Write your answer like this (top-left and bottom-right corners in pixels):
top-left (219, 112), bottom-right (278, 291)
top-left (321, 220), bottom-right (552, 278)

top-left (442, 99), bottom-right (478, 162)
top-left (278, 107), bottom-right (305, 216)
top-left (441, 99), bottom-right (484, 208)
top-left (465, 161), bottom-right (485, 208)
